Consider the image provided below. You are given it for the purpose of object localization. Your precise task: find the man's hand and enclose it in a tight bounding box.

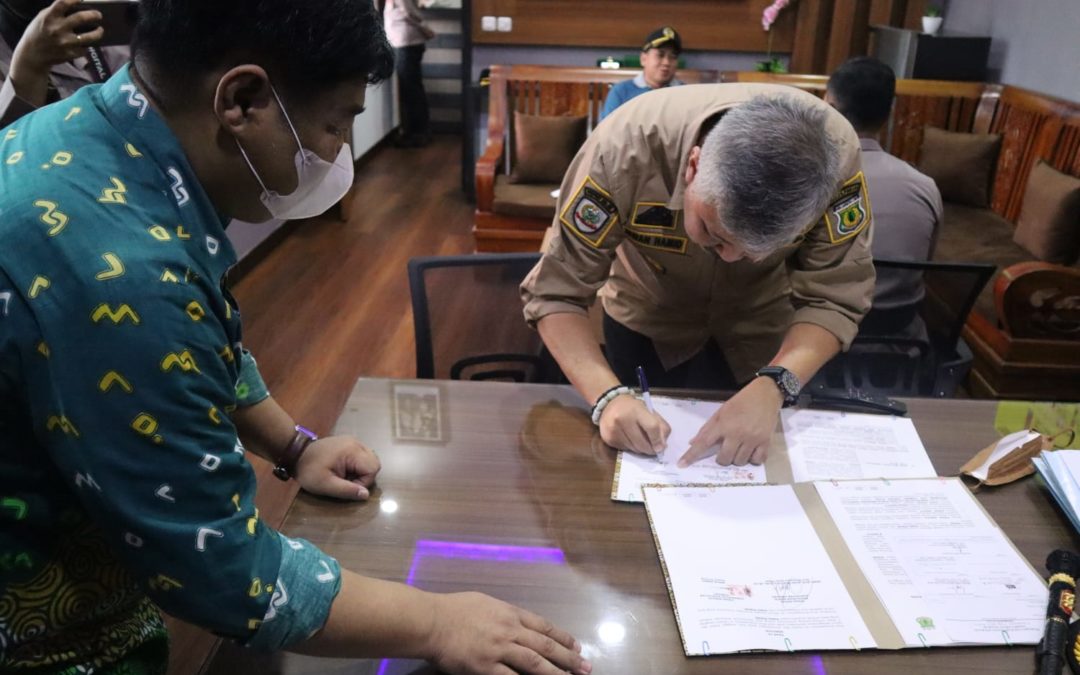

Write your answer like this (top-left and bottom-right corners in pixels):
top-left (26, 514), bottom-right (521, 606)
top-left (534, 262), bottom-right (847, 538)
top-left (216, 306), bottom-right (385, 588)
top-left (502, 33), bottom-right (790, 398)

top-left (599, 394), bottom-right (671, 455)
top-left (9, 0), bottom-right (103, 104)
top-left (295, 436), bottom-right (381, 500)
top-left (427, 592), bottom-right (591, 675)
top-left (678, 377), bottom-right (783, 467)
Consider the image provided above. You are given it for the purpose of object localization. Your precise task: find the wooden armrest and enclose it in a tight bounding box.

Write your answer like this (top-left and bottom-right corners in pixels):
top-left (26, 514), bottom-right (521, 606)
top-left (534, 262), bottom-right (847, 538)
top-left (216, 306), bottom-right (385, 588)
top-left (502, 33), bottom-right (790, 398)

top-left (995, 261), bottom-right (1080, 340)
top-left (475, 137), bottom-right (504, 213)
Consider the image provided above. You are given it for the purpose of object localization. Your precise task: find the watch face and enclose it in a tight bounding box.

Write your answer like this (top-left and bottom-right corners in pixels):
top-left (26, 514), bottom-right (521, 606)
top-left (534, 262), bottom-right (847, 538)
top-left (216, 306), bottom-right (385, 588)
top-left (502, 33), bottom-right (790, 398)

top-left (779, 370), bottom-right (800, 396)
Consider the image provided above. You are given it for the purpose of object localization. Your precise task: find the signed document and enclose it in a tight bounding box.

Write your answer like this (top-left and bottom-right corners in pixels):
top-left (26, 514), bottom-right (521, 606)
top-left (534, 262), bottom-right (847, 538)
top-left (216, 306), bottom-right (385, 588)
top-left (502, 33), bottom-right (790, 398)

top-left (612, 397), bottom-right (765, 502)
top-left (643, 484), bottom-right (875, 654)
top-left (815, 478), bottom-right (1044, 646)
top-left (643, 479), bottom-right (1042, 655)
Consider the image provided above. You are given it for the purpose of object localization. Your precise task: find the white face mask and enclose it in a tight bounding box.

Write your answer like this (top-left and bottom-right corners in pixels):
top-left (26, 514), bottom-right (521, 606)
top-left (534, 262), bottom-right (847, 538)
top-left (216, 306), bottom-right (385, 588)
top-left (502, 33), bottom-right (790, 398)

top-left (236, 86), bottom-right (354, 221)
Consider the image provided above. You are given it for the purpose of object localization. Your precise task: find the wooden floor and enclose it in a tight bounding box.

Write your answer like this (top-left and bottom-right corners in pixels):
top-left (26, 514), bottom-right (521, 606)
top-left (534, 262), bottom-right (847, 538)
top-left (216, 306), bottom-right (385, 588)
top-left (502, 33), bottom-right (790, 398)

top-left (166, 135), bottom-right (476, 675)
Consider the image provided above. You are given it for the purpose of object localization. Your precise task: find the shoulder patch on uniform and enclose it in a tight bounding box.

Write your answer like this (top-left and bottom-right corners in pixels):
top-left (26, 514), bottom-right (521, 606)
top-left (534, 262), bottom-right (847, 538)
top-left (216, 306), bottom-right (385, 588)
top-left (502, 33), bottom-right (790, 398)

top-left (823, 171), bottom-right (871, 244)
top-left (560, 177), bottom-right (619, 247)
top-left (625, 229), bottom-right (688, 255)
top-left (630, 202), bottom-right (679, 230)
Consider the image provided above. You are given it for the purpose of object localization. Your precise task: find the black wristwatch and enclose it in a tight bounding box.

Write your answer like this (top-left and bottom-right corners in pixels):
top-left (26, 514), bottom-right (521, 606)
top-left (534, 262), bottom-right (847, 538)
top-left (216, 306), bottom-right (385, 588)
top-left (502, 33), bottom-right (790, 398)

top-left (755, 366), bottom-right (801, 407)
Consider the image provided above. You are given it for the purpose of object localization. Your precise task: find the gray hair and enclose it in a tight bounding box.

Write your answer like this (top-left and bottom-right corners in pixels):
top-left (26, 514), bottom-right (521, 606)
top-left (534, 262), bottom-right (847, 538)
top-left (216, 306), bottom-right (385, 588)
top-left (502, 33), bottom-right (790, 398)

top-left (693, 95), bottom-right (842, 256)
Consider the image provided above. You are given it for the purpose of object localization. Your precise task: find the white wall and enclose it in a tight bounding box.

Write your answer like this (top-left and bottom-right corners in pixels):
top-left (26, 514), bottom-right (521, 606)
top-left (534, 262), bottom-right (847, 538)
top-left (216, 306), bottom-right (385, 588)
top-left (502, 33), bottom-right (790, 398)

top-left (943, 0), bottom-right (1080, 102)
top-left (352, 78), bottom-right (399, 159)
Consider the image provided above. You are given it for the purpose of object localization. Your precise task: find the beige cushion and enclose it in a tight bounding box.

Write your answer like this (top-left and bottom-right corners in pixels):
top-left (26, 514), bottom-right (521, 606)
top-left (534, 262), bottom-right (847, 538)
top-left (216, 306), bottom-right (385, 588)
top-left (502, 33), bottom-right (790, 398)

top-left (917, 127), bottom-right (1002, 208)
top-left (493, 175), bottom-right (560, 220)
top-left (1012, 160), bottom-right (1080, 264)
top-left (509, 112), bottom-right (587, 184)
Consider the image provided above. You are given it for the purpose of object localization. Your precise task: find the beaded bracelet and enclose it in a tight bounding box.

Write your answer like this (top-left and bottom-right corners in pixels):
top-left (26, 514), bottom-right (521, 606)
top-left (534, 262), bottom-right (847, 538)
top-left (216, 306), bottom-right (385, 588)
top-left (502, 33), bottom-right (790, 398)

top-left (590, 385), bottom-right (635, 426)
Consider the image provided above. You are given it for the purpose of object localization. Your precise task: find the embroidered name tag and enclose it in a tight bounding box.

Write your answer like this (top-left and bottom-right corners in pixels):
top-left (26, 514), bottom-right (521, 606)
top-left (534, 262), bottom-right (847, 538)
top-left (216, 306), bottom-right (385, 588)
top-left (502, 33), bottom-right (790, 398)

top-left (625, 228), bottom-right (688, 254)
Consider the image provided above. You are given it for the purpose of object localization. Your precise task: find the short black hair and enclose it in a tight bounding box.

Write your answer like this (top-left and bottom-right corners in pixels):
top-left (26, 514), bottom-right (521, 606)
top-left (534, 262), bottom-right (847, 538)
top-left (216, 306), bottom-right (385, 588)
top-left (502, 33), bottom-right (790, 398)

top-left (826, 57), bottom-right (896, 133)
top-left (133, 0), bottom-right (394, 104)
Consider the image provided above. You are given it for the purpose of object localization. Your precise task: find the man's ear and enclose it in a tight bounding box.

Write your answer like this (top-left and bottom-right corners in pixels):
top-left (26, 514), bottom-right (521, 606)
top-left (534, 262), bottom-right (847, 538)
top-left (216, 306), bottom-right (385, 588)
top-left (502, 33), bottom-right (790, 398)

top-left (213, 65), bottom-right (274, 135)
top-left (685, 145), bottom-right (701, 185)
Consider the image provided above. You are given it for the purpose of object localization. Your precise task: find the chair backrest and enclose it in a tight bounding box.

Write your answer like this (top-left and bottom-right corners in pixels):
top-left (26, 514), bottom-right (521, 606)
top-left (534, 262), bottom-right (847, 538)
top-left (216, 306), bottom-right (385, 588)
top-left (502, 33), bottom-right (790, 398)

top-left (812, 258), bottom-right (996, 397)
top-left (408, 253), bottom-right (551, 382)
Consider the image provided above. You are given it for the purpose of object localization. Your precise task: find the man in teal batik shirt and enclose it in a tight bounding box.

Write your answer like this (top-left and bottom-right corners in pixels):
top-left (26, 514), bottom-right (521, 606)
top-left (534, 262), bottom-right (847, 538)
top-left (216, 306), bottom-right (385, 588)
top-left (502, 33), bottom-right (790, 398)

top-left (0, 2), bottom-right (589, 675)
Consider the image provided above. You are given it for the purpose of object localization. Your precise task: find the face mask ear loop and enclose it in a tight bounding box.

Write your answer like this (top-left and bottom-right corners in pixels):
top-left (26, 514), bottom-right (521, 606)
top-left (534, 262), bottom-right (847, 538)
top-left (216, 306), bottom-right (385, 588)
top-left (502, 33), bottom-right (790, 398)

top-left (269, 85), bottom-right (305, 156)
top-left (235, 139), bottom-right (272, 194)
top-left (214, 73), bottom-right (277, 195)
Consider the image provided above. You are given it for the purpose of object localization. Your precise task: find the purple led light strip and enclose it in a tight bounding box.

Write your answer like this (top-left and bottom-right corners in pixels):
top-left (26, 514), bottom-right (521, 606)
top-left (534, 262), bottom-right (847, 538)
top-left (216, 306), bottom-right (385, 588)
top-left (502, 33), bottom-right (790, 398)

top-left (378, 539), bottom-right (566, 675)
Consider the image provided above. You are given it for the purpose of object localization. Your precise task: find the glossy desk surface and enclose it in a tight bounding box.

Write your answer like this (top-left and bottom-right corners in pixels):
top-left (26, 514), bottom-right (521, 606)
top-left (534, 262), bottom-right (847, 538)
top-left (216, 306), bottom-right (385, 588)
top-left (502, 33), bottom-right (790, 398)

top-left (206, 378), bottom-right (1078, 675)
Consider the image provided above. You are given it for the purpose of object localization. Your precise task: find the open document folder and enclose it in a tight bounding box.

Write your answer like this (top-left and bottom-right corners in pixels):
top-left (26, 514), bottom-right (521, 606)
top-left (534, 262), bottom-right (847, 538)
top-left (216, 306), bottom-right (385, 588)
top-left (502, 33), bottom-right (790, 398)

top-left (643, 479), bottom-right (1045, 655)
top-left (612, 396), bottom-right (936, 502)
top-left (1033, 449), bottom-right (1080, 534)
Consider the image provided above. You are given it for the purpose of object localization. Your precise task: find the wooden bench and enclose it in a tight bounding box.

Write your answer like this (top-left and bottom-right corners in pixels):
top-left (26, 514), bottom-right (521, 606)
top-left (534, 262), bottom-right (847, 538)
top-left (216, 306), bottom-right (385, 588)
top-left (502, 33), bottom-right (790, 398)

top-left (722, 71), bottom-right (1080, 400)
top-left (474, 64), bottom-right (718, 253)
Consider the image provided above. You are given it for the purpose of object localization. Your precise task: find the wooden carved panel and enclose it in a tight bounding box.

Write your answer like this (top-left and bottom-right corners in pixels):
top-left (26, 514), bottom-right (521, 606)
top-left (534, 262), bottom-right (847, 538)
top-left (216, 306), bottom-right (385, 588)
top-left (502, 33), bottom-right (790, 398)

top-left (889, 93), bottom-right (981, 165)
top-left (988, 103), bottom-right (1048, 220)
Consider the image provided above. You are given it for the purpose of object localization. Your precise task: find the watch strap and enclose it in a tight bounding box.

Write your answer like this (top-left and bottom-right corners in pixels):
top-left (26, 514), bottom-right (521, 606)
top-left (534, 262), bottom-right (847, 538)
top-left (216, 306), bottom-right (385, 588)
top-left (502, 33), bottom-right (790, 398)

top-left (273, 425), bottom-right (318, 481)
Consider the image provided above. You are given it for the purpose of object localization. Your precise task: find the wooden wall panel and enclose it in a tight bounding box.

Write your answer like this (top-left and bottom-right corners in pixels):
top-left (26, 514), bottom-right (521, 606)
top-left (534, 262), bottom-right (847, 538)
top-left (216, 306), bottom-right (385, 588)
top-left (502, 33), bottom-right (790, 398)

top-left (470, 0), bottom-right (796, 53)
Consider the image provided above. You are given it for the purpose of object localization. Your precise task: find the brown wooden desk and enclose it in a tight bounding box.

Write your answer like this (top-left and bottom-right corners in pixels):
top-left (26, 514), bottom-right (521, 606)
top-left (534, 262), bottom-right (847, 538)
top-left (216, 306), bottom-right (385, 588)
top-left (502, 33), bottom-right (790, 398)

top-left (205, 378), bottom-right (1079, 675)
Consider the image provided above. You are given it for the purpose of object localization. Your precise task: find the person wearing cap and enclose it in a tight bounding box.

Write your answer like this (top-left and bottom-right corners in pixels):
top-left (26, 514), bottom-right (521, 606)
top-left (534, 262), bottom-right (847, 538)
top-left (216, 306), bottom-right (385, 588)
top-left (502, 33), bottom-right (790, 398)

top-left (521, 84), bottom-right (875, 469)
top-left (600, 25), bottom-right (683, 121)
top-left (0, 0), bottom-right (130, 127)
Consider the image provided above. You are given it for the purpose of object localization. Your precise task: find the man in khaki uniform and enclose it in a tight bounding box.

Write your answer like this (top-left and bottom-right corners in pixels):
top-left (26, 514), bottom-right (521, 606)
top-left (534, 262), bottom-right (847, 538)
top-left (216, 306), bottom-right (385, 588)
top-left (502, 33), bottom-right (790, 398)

top-left (521, 83), bottom-right (875, 467)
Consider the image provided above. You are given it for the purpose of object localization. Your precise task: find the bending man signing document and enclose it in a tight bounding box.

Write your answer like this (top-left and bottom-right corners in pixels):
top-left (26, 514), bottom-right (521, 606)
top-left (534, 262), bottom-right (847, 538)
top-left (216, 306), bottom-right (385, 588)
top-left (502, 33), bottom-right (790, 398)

top-left (521, 84), bottom-right (875, 468)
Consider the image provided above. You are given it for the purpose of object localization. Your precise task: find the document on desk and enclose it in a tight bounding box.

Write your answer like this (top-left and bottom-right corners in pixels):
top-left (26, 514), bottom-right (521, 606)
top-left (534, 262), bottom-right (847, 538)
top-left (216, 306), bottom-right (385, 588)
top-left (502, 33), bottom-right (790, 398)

top-left (1033, 449), bottom-right (1080, 534)
top-left (815, 478), bottom-right (1045, 646)
top-left (643, 484), bottom-right (876, 654)
top-left (612, 397), bottom-right (765, 502)
top-left (782, 409), bottom-right (936, 483)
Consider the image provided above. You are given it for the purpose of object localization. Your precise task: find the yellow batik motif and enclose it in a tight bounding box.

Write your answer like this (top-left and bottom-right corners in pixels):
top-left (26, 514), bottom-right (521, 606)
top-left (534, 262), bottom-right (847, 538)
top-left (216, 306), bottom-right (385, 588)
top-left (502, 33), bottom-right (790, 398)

top-left (95, 253), bottom-right (126, 281)
top-left (147, 225), bottom-right (171, 241)
top-left (63, 106), bottom-right (82, 121)
top-left (130, 413), bottom-right (163, 444)
top-left (125, 142), bottom-right (142, 157)
top-left (99, 371), bottom-right (134, 394)
top-left (34, 200), bottom-right (69, 236)
top-left (6, 151), bottom-right (23, 165)
top-left (41, 151), bottom-right (72, 170)
top-left (45, 415), bottom-right (80, 437)
top-left (91, 304), bottom-right (140, 325)
top-left (27, 276), bottom-right (50, 299)
top-left (98, 178), bottom-right (128, 205)
top-left (161, 350), bottom-right (200, 374)
top-left (185, 301), bottom-right (206, 322)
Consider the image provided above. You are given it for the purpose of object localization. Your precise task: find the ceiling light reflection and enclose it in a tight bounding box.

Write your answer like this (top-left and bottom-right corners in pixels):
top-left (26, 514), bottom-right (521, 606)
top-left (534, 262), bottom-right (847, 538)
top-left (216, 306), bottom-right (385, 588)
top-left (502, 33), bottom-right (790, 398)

top-left (380, 499), bottom-right (399, 514)
top-left (597, 621), bottom-right (626, 645)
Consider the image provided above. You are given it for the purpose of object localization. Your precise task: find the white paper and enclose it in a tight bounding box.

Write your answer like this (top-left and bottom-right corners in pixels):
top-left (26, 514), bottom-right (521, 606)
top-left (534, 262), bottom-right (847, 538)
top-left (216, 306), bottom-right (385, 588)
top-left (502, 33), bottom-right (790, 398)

top-left (781, 409), bottom-right (936, 483)
top-left (1033, 449), bottom-right (1080, 534)
top-left (969, 429), bottom-right (1041, 481)
top-left (816, 478), bottom-right (1045, 646)
top-left (612, 397), bottom-right (765, 502)
top-left (643, 484), bottom-right (876, 655)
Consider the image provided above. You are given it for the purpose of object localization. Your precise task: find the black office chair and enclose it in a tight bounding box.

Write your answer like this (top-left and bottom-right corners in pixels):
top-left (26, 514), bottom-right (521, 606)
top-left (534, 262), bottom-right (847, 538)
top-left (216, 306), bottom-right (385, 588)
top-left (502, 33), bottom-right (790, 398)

top-left (809, 258), bottom-right (996, 397)
top-left (408, 253), bottom-right (562, 383)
